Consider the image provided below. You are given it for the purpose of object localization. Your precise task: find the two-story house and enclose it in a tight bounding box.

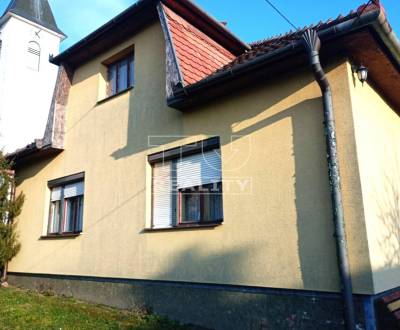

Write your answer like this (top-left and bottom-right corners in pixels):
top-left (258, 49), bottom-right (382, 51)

top-left (6, 0), bottom-right (400, 329)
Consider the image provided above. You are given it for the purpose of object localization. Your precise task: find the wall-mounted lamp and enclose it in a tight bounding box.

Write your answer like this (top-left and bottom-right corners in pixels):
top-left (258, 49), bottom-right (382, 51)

top-left (353, 65), bottom-right (368, 85)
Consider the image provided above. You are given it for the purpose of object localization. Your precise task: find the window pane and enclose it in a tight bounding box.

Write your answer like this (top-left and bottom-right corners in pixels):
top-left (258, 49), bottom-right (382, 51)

top-left (49, 201), bottom-right (61, 234)
top-left (203, 183), bottom-right (223, 222)
top-left (76, 196), bottom-right (84, 232)
top-left (129, 56), bottom-right (135, 87)
top-left (108, 64), bottom-right (117, 96)
top-left (180, 183), bottom-right (222, 223)
top-left (63, 198), bottom-right (77, 233)
top-left (181, 189), bottom-right (201, 223)
top-left (117, 59), bottom-right (128, 92)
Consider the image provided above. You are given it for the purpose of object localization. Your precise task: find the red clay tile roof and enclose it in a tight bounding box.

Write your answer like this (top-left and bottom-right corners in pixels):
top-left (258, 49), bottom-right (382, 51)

top-left (210, 1), bottom-right (381, 77)
top-left (162, 3), bottom-right (236, 85)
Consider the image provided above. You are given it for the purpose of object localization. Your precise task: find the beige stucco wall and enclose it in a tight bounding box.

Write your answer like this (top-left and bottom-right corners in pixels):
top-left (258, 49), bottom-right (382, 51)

top-left (349, 72), bottom-right (400, 294)
top-left (330, 62), bottom-right (374, 294)
top-left (9, 22), bottom-right (376, 294)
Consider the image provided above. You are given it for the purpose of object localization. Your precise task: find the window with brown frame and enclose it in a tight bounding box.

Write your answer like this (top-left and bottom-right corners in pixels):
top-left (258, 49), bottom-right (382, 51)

top-left (107, 54), bottom-right (134, 96)
top-left (47, 175), bottom-right (84, 236)
top-left (150, 138), bottom-right (223, 229)
top-left (179, 182), bottom-right (223, 224)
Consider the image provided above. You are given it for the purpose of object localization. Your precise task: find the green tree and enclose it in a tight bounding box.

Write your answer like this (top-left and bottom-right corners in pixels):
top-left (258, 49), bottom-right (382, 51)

top-left (0, 153), bottom-right (24, 284)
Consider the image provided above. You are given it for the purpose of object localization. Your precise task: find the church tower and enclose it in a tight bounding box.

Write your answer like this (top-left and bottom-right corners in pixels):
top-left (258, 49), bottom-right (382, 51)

top-left (0, 0), bottom-right (65, 153)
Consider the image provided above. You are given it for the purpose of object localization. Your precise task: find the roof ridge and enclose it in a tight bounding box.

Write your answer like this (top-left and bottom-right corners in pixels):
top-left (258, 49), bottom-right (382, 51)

top-left (164, 7), bottom-right (235, 59)
top-left (249, 1), bottom-right (379, 48)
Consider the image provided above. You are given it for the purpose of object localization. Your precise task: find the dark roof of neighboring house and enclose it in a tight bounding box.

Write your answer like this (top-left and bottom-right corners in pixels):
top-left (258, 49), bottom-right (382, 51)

top-left (1, 0), bottom-right (65, 36)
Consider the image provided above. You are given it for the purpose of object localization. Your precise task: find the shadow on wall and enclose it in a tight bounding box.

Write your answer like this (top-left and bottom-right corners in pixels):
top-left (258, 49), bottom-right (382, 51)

top-left (14, 156), bottom-right (56, 187)
top-left (110, 64), bottom-right (319, 160)
top-left (290, 99), bottom-right (339, 291)
top-left (213, 97), bottom-right (338, 291)
top-left (375, 155), bottom-right (400, 273)
top-left (16, 63), bottom-right (343, 295)
top-left (112, 66), bottom-right (340, 291)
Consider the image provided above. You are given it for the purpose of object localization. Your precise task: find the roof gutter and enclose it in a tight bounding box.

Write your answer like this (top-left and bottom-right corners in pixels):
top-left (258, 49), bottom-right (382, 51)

top-left (169, 7), bottom-right (400, 109)
top-left (303, 29), bottom-right (355, 330)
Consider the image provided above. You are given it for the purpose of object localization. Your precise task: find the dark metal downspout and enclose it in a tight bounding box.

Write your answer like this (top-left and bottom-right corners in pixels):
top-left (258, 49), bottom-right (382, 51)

top-left (302, 29), bottom-right (356, 330)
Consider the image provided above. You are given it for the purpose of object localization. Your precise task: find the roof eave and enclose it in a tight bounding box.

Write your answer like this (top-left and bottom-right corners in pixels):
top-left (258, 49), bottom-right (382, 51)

top-left (50, 0), bottom-right (159, 66)
top-left (6, 142), bottom-right (63, 168)
top-left (372, 8), bottom-right (400, 70)
top-left (50, 0), bottom-right (250, 68)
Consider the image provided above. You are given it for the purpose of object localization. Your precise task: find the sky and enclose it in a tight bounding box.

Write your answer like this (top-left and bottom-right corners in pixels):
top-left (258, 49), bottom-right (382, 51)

top-left (0, 0), bottom-right (399, 51)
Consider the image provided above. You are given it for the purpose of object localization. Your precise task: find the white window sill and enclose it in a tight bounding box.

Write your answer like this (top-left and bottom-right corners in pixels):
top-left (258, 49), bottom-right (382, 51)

top-left (143, 222), bottom-right (223, 233)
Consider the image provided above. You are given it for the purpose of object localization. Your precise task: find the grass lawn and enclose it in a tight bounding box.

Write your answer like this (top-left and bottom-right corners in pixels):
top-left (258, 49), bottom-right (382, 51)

top-left (0, 286), bottom-right (187, 330)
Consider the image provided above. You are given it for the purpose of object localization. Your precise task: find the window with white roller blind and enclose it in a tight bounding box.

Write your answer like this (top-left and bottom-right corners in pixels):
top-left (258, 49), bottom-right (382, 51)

top-left (47, 173), bottom-right (85, 236)
top-left (152, 161), bottom-right (174, 229)
top-left (150, 138), bottom-right (223, 229)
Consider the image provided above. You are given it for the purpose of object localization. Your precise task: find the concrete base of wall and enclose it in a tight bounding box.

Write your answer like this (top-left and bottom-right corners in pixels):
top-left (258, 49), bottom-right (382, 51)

top-left (8, 273), bottom-right (369, 330)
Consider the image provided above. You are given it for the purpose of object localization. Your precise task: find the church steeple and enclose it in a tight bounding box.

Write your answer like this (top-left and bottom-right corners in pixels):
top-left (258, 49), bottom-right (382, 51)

top-left (0, 0), bottom-right (64, 153)
top-left (1, 0), bottom-right (65, 36)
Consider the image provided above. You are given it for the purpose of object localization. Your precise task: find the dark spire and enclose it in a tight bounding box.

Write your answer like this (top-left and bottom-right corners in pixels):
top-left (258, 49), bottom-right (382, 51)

top-left (1, 0), bottom-right (65, 36)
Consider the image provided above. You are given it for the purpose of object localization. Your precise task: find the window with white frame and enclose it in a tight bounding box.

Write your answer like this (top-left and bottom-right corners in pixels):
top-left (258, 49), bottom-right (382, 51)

top-left (47, 174), bottom-right (84, 236)
top-left (150, 138), bottom-right (223, 229)
top-left (27, 41), bottom-right (40, 71)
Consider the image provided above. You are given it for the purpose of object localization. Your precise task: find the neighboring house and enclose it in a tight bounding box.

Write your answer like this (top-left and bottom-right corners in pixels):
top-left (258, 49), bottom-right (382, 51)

top-left (0, 0), bottom-right (65, 153)
top-left (6, 0), bottom-right (400, 329)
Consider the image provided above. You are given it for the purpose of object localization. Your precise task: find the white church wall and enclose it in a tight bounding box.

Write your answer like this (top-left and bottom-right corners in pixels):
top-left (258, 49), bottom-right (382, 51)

top-left (0, 16), bottom-right (61, 153)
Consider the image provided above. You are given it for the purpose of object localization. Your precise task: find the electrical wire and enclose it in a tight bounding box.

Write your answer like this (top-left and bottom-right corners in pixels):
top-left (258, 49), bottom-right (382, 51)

top-left (263, 0), bottom-right (298, 31)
